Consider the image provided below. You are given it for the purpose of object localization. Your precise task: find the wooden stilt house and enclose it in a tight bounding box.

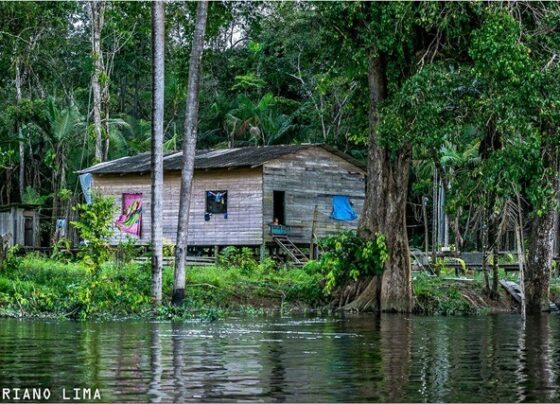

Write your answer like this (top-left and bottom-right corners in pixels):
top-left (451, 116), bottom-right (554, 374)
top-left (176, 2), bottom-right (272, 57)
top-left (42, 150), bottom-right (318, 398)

top-left (77, 144), bottom-right (366, 263)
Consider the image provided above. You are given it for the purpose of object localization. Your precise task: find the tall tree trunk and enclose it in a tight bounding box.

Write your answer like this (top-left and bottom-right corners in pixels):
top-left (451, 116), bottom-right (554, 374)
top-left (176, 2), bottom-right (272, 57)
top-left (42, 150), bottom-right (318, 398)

top-left (491, 244), bottom-right (499, 299)
top-left (525, 142), bottom-right (557, 315)
top-left (15, 61), bottom-right (24, 201)
top-left (481, 207), bottom-right (490, 293)
top-left (151, 0), bottom-right (165, 305)
top-left (422, 196), bottom-right (429, 256)
top-left (90, 1), bottom-right (105, 163)
top-left (515, 215), bottom-right (526, 318)
top-left (102, 72), bottom-right (111, 161)
top-left (51, 150), bottom-right (61, 242)
top-left (51, 142), bottom-right (69, 241)
top-left (431, 165), bottom-right (438, 262)
top-left (451, 213), bottom-right (464, 251)
top-left (525, 209), bottom-right (555, 314)
top-left (173, 0), bottom-right (209, 306)
top-left (353, 54), bottom-right (412, 313)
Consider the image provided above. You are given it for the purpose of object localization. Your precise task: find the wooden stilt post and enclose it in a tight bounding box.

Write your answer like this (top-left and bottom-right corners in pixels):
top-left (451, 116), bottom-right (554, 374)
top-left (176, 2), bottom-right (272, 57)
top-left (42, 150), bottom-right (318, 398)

top-left (422, 196), bottom-right (429, 258)
top-left (260, 243), bottom-right (266, 261)
top-left (310, 204), bottom-right (318, 260)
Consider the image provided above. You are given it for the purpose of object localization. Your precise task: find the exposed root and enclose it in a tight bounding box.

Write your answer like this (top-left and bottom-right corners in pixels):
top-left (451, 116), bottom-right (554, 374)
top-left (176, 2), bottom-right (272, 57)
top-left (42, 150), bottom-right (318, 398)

top-left (330, 276), bottom-right (381, 312)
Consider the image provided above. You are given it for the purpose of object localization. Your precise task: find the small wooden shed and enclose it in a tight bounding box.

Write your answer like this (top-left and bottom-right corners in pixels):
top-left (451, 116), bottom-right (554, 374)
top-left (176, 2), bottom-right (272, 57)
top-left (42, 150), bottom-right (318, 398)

top-left (77, 144), bottom-right (366, 254)
top-left (0, 204), bottom-right (40, 248)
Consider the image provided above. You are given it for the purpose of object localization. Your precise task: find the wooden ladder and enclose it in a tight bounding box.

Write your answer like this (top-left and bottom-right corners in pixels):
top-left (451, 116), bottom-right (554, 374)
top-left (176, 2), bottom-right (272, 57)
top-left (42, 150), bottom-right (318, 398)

top-left (273, 235), bottom-right (309, 266)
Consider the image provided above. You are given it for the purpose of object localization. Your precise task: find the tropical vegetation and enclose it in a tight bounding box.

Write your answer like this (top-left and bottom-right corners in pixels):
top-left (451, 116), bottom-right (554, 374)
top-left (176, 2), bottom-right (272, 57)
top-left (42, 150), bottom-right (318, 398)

top-left (1, 1), bottom-right (559, 316)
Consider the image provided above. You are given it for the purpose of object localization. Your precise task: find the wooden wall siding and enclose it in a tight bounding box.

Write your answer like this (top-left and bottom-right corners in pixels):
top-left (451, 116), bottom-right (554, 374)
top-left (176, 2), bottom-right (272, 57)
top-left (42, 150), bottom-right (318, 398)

top-left (0, 208), bottom-right (39, 247)
top-left (92, 168), bottom-right (264, 246)
top-left (0, 211), bottom-right (13, 244)
top-left (262, 148), bottom-right (366, 243)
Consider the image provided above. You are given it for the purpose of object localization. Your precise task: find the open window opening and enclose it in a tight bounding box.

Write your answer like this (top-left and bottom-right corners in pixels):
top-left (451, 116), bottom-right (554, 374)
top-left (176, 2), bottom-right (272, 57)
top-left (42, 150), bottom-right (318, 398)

top-left (206, 190), bottom-right (228, 214)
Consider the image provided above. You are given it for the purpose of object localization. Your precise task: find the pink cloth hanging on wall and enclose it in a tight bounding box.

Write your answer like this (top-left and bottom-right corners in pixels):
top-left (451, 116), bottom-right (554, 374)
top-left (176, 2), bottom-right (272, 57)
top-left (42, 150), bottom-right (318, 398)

top-left (115, 193), bottom-right (142, 236)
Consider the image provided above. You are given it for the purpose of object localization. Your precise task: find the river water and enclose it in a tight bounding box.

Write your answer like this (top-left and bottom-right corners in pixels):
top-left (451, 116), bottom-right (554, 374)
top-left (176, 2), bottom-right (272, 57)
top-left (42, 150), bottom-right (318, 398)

top-left (0, 314), bottom-right (559, 402)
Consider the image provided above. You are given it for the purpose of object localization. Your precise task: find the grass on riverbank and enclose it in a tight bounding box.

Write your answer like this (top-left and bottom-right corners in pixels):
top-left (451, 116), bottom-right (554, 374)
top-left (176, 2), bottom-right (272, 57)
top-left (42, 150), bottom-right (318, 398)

top-left (413, 268), bottom-right (560, 315)
top-left (0, 254), bottom-right (324, 319)
top-left (2, 253), bottom-right (551, 319)
top-left (413, 272), bottom-right (517, 315)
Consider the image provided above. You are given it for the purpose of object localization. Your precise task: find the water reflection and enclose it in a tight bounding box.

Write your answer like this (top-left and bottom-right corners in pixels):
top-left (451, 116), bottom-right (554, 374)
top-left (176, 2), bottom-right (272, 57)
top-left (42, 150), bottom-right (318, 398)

top-left (263, 328), bottom-right (286, 402)
top-left (172, 321), bottom-right (186, 403)
top-left (524, 315), bottom-right (557, 403)
top-left (0, 315), bottom-right (559, 402)
top-left (381, 314), bottom-right (411, 403)
top-left (148, 322), bottom-right (163, 402)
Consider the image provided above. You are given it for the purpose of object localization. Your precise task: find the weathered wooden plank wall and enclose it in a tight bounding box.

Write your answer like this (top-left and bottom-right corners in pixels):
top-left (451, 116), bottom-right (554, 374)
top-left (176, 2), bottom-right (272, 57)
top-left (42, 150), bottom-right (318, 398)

top-left (0, 210), bottom-right (14, 244)
top-left (91, 147), bottom-right (366, 248)
top-left (262, 148), bottom-right (366, 244)
top-left (0, 207), bottom-right (39, 247)
top-left (92, 168), bottom-right (263, 246)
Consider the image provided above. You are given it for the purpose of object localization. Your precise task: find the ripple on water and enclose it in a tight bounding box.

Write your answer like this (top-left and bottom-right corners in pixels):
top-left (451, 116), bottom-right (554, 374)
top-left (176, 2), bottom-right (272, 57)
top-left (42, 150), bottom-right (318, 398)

top-left (0, 314), bottom-right (559, 402)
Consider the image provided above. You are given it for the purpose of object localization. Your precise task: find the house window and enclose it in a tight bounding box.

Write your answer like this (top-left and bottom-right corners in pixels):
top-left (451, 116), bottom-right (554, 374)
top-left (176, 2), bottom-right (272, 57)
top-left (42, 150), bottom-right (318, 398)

top-left (206, 191), bottom-right (227, 214)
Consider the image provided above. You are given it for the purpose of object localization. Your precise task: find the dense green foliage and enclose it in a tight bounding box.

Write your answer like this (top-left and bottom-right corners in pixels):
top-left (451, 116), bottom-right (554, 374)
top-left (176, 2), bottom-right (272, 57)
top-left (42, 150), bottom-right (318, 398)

top-left (305, 231), bottom-right (388, 295)
top-left (0, 252), bottom-right (523, 319)
top-left (1, 2), bottom-right (558, 251)
top-left (0, 2), bottom-right (559, 314)
top-left (71, 195), bottom-right (116, 270)
top-left (0, 255), bottom-right (153, 319)
top-left (0, 254), bottom-right (323, 320)
top-left (378, 5), bottom-right (560, 250)
top-left (413, 273), bottom-right (479, 316)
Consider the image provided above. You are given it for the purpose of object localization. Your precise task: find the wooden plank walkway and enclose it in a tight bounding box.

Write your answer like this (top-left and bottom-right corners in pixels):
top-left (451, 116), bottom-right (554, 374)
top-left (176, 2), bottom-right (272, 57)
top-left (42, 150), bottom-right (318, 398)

top-left (134, 256), bottom-right (215, 266)
top-left (499, 280), bottom-right (559, 311)
top-left (499, 280), bottom-right (523, 304)
top-left (431, 262), bottom-right (521, 275)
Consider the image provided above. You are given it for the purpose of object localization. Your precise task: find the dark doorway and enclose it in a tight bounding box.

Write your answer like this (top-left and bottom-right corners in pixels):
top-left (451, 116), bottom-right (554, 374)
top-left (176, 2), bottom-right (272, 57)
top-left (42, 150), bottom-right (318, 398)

top-left (273, 191), bottom-right (285, 225)
top-left (24, 216), bottom-right (34, 247)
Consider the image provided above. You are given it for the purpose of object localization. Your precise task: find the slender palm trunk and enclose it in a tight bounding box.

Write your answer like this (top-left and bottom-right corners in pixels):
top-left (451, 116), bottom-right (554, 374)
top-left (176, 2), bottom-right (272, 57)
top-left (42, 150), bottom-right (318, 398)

top-left (51, 151), bottom-right (60, 241)
top-left (151, 0), bottom-right (165, 305)
top-left (90, 1), bottom-right (105, 163)
top-left (481, 207), bottom-right (490, 293)
top-left (15, 61), bottom-right (24, 201)
top-left (173, 0), bottom-right (209, 306)
top-left (102, 71), bottom-right (111, 161)
top-left (515, 200), bottom-right (526, 318)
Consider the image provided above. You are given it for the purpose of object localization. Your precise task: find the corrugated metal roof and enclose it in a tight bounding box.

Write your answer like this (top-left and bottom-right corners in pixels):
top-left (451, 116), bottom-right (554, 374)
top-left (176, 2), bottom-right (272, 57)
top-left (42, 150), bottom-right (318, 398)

top-left (77, 144), bottom-right (365, 175)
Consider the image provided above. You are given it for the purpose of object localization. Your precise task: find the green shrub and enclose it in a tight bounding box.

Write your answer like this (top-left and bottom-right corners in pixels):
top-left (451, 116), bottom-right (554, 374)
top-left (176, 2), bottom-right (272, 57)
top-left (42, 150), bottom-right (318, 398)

top-left (257, 257), bottom-right (277, 273)
top-left (22, 186), bottom-right (48, 205)
top-left (115, 236), bottom-right (140, 267)
top-left (0, 245), bottom-right (20, 272)
top-left (413, 272), bottom-right (476, 315)
top-left (51, 238), bottom-right (73, 262)
top-left (312, 230), bottom-right (388, 295)
top-left (217, 247), bottom-right (258, 273)
top-left (71, 194), bottom-right (116, 271)
top-left (162, 240), bottom-right (175, 257)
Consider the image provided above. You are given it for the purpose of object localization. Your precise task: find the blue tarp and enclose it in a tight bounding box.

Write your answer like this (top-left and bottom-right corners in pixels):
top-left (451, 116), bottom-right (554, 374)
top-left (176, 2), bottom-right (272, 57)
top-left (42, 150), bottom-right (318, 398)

top-left (330, 195), bottom-right (357, 221)
top-left (79, 173), bottom-right (92, 204)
